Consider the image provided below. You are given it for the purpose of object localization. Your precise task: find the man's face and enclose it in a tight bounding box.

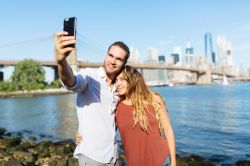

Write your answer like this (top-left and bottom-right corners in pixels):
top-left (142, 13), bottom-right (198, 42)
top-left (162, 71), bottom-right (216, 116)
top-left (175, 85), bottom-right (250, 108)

top-left (104, 45), bottom-right (127, 76)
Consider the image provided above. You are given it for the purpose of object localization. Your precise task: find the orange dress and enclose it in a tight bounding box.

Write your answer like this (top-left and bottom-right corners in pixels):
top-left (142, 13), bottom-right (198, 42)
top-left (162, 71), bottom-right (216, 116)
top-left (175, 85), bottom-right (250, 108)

top-left (116, 102), bottom-right (169, 166)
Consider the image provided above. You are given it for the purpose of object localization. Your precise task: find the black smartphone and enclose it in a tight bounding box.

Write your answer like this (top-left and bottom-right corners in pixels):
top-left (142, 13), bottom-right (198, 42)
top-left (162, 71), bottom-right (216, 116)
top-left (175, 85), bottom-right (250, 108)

top-left (63, 17), bottom-right (77, 47)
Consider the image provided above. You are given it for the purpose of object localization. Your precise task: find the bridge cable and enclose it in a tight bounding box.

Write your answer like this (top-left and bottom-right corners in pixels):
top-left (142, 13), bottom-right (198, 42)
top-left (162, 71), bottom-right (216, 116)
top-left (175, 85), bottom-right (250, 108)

top-left (0, 35), bottom-right (54, 49)
top-left (77, 33), bottom-right (106, 54)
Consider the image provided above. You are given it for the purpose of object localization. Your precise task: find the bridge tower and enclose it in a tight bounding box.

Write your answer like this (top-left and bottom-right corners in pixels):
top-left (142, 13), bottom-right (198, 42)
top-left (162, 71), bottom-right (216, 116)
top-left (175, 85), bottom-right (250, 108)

top-left (0, 71), bottom-right (3, 81)
top-left (205, 33), bottom-right (216, 64)
top-left (196, 69), bottom-right (212, 84)
top-left (66, 50), bottom-right (78, 72)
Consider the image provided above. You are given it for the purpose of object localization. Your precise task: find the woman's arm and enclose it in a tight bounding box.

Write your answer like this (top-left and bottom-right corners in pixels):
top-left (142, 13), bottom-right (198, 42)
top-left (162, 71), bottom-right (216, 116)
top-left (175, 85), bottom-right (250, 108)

top-left (75, 131), bottom-right (82, 145)
top-left (154, 95), bottom-right (176, 166)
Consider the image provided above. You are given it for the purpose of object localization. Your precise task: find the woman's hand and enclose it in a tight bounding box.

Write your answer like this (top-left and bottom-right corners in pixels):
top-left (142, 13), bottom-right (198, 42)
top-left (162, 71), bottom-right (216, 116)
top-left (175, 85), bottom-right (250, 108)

top-left (75, 131), bottom-right (82, 145)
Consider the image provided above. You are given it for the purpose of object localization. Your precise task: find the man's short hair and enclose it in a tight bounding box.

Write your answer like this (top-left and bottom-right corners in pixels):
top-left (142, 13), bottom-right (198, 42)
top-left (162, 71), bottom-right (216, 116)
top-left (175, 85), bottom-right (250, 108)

top-left (108, 41), bottom-right (130, 63)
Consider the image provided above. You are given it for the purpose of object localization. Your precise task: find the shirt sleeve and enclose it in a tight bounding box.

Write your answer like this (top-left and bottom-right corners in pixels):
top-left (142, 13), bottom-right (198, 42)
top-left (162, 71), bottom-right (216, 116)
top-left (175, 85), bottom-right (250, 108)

top-left (62, 70), bottom-right (89, 92)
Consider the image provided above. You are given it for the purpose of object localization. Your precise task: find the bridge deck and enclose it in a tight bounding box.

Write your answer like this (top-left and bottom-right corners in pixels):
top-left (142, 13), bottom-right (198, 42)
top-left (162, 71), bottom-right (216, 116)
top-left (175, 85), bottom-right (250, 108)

top-left (0, 60), bottom-right (236, 77)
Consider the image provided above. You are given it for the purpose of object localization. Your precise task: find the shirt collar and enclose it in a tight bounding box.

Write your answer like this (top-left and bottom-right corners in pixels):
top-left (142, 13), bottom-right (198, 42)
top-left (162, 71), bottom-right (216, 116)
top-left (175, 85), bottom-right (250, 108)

top-left (98, 67), bottom-right (118, 93)
top-left (97, 67), bottom-right (106, 79)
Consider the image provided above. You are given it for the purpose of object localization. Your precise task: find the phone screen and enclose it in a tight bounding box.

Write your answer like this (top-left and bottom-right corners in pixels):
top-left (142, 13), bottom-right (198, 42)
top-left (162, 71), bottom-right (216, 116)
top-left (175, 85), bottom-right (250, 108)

top-left (63, 17), bottom-right (77, 47)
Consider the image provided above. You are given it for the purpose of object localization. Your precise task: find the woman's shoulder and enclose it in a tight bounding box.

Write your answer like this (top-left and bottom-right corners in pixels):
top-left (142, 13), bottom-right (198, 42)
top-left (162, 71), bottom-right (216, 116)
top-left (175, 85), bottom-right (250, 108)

top-left (152, 92), bottom-right (166, 106)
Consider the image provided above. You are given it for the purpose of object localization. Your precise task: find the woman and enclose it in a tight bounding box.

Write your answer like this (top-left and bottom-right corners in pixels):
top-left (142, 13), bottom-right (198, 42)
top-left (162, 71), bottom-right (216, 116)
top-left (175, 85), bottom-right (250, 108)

top-left (76, 65), bottom-right (176, 166)
top-left (114, 65), bottom-right (176, 166)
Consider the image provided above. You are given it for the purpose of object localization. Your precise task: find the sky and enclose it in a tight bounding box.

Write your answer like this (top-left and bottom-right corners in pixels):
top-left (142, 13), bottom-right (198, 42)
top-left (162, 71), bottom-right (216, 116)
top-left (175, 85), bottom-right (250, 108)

top-left (0, 0), bottom-right (250, 80)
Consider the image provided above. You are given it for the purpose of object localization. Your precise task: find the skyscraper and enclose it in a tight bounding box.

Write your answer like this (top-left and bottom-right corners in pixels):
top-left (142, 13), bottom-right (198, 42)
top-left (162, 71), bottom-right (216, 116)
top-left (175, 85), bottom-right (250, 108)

top-left (143, 47), bottom-right (159, 82)
top-left (158, 55), bottom-right (166, 81)
top-left (205, 32), bottom-right (216, 64)
top-left (158, 55), bottom-right (166, 64)
top-left (148, 47), bottom-right (159, 61)
top-left (128, 47), bottom-right (141, 64)
top-left (217, 35), bottom-right (233, 66)
top-left (173, 47), bottom-right (182, 65)
top-left (185, 42), bottom-right (194, 66)
top-left (171, 54), bottom-right (180, 65)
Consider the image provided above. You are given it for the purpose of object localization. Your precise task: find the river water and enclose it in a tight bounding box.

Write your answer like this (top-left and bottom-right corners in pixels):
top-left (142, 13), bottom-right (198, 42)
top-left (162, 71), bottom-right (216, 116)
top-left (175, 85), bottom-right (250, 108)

top-left (0, 83), bottom-right (250, 164)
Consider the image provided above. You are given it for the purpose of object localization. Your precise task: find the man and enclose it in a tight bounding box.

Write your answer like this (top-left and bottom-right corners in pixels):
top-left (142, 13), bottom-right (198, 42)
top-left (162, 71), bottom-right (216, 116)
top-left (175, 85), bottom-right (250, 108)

top-left (55, 31), bottom-right (130, 165)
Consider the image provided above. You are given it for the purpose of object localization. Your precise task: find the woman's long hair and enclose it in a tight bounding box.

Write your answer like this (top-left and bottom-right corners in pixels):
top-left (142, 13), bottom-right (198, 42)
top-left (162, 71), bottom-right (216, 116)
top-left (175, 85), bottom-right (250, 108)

top-left (119, 65), bottom-right (164, 132)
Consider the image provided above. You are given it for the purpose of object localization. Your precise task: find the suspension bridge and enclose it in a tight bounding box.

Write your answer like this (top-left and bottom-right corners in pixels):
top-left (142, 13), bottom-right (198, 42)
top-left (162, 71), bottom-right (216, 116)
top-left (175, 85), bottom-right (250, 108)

top-left (0, 34), bottom-right (237, 85)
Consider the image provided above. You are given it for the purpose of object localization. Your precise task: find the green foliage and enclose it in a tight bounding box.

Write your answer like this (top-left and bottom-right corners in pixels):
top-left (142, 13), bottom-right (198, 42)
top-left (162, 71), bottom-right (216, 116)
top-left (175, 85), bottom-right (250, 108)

top-left (47, 79), bottom-right (62, 89)
top-left (11, 59), bottom-right (46, 91)
top-left (0, 59), bottom-right (63, 93)
top-left (0, 81), bottom-right (14, 92)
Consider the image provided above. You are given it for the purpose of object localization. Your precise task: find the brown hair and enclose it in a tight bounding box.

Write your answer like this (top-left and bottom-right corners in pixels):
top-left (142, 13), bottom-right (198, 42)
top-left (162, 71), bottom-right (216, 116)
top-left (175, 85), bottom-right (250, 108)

top-left (118, 65), bottom-right (164, 132)
top-left (108, 41), bottom-right (130, 63)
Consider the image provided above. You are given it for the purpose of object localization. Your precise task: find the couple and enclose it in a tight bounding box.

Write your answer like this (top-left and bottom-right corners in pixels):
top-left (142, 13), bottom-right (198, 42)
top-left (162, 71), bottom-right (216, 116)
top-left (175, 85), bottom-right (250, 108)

top-left (55, 31), bottom-right (176, 166)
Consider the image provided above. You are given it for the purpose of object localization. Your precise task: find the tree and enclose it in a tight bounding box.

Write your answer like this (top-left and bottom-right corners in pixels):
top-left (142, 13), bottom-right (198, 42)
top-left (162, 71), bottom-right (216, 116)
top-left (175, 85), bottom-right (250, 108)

top-left (0, 81), bottom-right (13, 92)
top-left (47, 79), bottom-right (62, 89)
top-left (11, 59), bottom-right (46, 91)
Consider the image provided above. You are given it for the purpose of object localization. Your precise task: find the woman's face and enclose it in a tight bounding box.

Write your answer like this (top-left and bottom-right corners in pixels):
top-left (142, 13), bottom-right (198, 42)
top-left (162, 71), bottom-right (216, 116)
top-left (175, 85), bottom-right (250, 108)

top-left (115, 73), bottom-right (128, 96)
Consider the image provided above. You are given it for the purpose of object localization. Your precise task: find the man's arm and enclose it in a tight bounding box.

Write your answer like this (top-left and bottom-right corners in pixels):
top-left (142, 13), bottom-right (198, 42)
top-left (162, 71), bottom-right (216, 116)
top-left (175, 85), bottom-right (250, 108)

top-left (55, 31), bottom-right (76, 87)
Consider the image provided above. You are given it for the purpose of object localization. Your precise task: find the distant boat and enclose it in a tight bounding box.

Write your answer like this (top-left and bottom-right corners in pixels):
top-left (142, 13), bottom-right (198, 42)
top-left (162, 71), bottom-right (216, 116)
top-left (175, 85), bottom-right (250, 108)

top-left (168, 82), bottom-right (174, 87)
top-left (222, 75), bottom-right (229, 85)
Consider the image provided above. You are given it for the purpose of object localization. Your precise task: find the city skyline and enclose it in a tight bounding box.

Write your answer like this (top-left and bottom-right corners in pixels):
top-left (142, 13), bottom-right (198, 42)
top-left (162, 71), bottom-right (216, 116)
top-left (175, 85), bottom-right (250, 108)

top-left (1, 0), bottom-right (250, 80)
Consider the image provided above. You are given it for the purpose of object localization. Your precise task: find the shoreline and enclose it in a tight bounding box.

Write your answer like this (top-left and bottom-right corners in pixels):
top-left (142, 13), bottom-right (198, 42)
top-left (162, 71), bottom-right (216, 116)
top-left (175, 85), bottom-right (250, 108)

top-left (0, 88), bottom-right (74, 98)
top-left (1, 81), bottom-right (249, 99)
top-left (1, 128), bottom-right (250, 166)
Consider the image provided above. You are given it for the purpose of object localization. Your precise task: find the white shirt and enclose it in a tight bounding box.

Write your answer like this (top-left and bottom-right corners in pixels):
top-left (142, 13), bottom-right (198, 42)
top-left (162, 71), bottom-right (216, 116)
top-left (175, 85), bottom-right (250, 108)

top-left (64, 67), bottom-right (119, 163)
